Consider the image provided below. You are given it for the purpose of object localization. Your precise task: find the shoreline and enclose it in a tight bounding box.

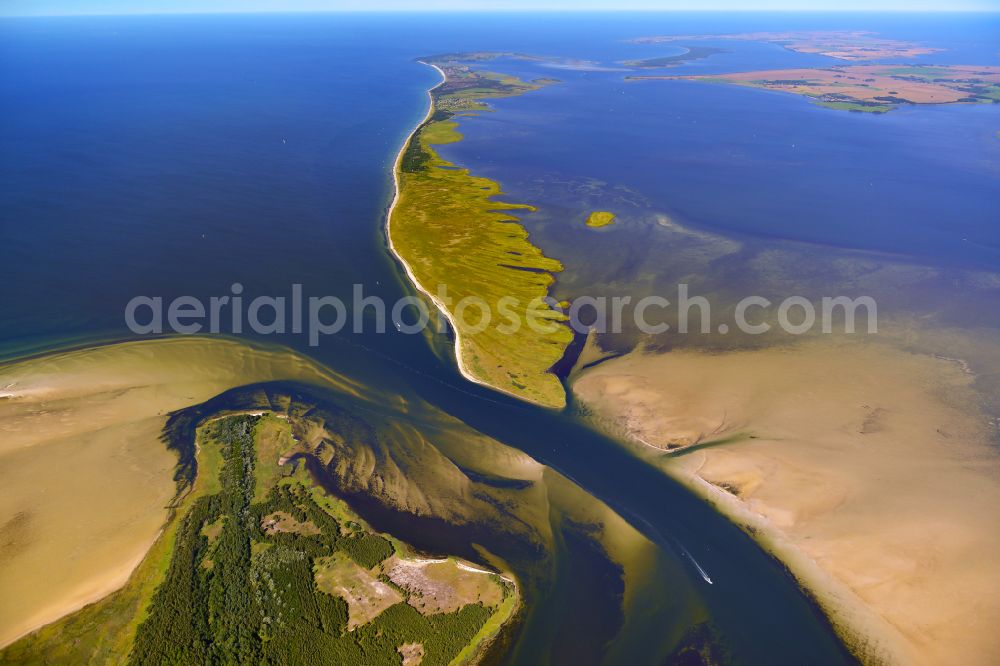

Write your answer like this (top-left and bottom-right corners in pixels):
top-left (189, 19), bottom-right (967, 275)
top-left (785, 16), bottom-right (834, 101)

top-left (383, 61), bottom-right (563, 409)
top-left (666, 463), bottom-right (914, 665)
top-left (1, 529), bottom-right (163, 649)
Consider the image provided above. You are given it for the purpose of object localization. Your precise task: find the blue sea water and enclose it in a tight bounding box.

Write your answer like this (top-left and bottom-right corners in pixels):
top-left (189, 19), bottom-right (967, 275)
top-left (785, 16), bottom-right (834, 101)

top-left (1, 14), bottom-right (434, 349)
top-left (2, 12), bottom-right (998, 664)
top-left (2, 12), bottom-right (998, 353)
top-left (440, 15), bottom-right (1000, 270)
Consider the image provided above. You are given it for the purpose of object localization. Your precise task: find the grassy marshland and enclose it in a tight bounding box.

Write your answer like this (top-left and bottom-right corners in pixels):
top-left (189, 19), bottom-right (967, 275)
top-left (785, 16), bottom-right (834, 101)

top-left (390, 56), bottom-right (573, 409)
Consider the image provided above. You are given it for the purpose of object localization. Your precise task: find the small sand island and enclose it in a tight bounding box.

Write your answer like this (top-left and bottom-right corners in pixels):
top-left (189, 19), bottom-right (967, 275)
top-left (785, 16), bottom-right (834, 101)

top-left (585, 210), bottom-right (616, 227)
top-left (631, 64), bottom-right (1000, 113)
top-left (388, 53), bottom-right (572, 408)
top-left (631, 30), bottom-right (941, 61)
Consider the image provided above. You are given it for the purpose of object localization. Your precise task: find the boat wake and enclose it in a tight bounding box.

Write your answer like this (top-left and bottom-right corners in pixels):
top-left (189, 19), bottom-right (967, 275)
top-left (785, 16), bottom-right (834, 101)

top-left (681, 548), bottom-right (714, 585)
top-left (600, 501), bottom-right (715, 586)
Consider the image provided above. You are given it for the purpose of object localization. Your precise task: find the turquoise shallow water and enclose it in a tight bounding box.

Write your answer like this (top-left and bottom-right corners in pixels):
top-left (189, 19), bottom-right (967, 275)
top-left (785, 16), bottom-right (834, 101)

top-left (3, 12), bottom-right (997, 664)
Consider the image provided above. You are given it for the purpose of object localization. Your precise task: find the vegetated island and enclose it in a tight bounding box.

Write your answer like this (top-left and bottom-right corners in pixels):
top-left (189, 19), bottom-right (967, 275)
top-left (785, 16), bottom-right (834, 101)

top-left (1, 401), bottom-right (518, 665)
top-left (630, 30), bottom-right (942, 61)
top-left (585, 211), bottom-right (617, 228)
top-left (622, 45), bottom-right (726, 68)
top-left (134, 414), bottom-right (515, 665)
top-left (388, 53), bottom-right (572, 409)
top-left (629, 64), bottom-right (1000, 113)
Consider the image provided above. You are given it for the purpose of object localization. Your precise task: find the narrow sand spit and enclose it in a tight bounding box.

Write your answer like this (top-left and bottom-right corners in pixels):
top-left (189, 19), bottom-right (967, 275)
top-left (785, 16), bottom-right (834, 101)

top-left (574, 337), bottom-right (1000, 665)
top-left (0, 337), bottom-right (351, 647)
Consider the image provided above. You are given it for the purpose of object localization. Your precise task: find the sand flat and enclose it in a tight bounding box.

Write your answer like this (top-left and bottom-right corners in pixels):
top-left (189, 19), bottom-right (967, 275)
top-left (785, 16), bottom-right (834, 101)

top-left (573, 338), bottom-right (1000, 665)
top-left (0, 337), bottom-right (353, 647)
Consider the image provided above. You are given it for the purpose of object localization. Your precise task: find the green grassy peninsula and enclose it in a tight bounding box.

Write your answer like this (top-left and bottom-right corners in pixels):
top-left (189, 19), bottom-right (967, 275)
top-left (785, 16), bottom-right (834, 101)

top-left (389, 54), bottom-right (572, 409)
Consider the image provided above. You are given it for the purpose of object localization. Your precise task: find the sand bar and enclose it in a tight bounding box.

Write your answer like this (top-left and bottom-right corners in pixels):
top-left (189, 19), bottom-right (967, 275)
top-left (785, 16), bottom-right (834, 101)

top-left (574, 337), bottom-right (1000, 665)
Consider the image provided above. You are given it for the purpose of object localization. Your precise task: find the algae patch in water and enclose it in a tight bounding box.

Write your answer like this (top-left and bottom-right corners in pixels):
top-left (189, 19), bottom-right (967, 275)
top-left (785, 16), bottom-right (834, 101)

top-left (585, 211), bottom-right (617, 228)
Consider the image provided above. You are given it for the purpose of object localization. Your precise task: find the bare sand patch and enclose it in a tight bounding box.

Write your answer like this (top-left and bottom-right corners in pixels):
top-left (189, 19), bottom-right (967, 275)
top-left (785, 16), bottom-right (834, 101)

top-left (398, 642), bottom-right (425, 666)
top-left (260, 511), bottom-right (321, 536)
top-left (385, 556), bottom-right (504, 615)
top-left (573, 338), bottom-right (1000, 665)
top-left (313, 553), bottom-right (403, 629)
top-left (0, 336), bottom-right (353, 647)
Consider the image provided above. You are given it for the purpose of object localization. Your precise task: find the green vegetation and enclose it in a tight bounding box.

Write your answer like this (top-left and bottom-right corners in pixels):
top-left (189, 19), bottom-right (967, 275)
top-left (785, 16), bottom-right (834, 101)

top-left (2, 411), bottom-right (516, 665)
top-left (883, 65), bottom-right (952, 80)
top-left (128, 414), bottom-right (506, 665)
top-left (129, 416), bottom-right (260, 663)
top-left (814, 100), bottom-right (893, 113)
top-left (391, 55), bottom-right (573, 408)
top-left (585, 211), bottom-right (617, 228)
top-left (975, 84), bottom-right (1000, 102)
top-left (448, 583), bottom-right (518, 666)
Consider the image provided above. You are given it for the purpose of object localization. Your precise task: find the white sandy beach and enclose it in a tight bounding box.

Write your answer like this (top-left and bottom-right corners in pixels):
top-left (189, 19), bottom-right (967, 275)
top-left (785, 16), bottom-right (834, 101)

top-left (383, 61), bottom-right (534, 404)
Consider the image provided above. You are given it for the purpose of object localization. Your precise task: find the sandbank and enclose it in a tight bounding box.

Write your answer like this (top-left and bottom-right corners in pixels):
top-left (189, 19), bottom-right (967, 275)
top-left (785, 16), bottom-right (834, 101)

top-left (573, 337), bottom-right (1000, 665)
